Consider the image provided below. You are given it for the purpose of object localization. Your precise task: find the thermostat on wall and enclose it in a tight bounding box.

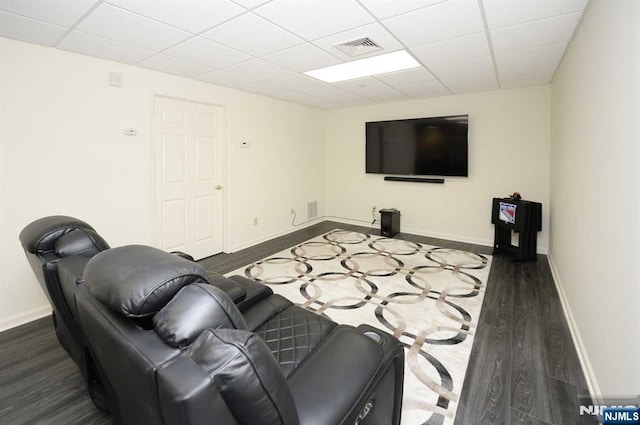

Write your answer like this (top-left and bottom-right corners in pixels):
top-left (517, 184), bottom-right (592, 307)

top-left (109, 71), bottom-right (122, 87)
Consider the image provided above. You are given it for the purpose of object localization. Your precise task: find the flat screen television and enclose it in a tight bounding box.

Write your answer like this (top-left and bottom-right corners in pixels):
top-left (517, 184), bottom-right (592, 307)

top-left (365, 115), bottom-right (469, 177)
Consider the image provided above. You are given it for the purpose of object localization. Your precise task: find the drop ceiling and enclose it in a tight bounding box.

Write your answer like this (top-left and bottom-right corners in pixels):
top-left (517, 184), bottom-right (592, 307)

top-left (0, 0), bottom-right (588, 109)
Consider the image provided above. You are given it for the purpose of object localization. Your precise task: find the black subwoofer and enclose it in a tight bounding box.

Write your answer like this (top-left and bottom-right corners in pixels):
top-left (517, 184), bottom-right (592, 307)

top-left (380, 209), bottom-right (400, 237)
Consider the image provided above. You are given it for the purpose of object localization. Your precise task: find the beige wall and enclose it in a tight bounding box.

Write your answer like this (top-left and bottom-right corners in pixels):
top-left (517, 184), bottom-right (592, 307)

top-left (325, 86), bottom-right (551, 249)
top-left (0, 38), bottom-right (327, 330)
top-left (550, 0), bottom-right (640, 395)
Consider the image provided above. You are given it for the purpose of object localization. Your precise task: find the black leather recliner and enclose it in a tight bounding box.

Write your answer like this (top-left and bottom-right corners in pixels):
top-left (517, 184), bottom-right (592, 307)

top-left (19, 215), bottom-right (111, 408)
top-left (76, 245), bottom-right (405, 425)
top-left (18, 216), bottom-right (280, 412)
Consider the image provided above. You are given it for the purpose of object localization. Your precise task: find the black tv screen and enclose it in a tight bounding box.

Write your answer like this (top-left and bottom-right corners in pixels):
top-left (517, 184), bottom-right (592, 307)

top-left (365, 115), bottom-right (469, 177)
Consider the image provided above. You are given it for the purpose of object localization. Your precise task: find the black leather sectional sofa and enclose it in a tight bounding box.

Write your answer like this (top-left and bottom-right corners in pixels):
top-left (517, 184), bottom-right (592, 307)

top-left (19, 216), bottom-right (405, 425)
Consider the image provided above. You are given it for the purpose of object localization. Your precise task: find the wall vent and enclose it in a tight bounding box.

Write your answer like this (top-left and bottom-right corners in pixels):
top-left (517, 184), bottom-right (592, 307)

top-left (334, 37), bottom-right (382, 57)
top-left (307, 201), bottom-right (318, 220)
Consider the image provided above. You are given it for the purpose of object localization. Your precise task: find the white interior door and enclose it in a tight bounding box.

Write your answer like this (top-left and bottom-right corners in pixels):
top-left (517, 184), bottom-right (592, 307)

top-left (153, 96), bottom-right (224, 260)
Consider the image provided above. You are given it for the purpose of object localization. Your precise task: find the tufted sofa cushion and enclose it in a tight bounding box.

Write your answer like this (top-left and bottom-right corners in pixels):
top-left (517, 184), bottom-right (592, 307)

top-left (86, 245), bottom-right (210, 318)
top-left (255, 306), bottom-right (337, 377)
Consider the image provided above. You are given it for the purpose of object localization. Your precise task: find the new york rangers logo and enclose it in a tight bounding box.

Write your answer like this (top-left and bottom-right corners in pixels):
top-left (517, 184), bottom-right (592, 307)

top-left (499, 202), bottom-right (517, 224)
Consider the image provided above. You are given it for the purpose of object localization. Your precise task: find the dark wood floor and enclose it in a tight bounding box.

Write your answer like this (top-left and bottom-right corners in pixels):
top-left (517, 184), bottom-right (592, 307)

top-left (0, 221), bottom-right (592, 425)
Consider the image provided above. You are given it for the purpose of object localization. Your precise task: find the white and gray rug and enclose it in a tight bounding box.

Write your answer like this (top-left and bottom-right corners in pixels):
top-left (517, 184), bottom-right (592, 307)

top-left (227, 229), bottom-right (492, 425)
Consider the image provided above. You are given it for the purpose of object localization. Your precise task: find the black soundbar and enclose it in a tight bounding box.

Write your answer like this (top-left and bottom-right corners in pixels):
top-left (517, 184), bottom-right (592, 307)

top-left (384, 176), bottom-right (445, 184)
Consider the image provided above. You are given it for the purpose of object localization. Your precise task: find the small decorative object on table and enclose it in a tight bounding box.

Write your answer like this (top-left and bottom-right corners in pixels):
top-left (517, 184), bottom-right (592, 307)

top-left (509, 191), bottom-right (522, 201)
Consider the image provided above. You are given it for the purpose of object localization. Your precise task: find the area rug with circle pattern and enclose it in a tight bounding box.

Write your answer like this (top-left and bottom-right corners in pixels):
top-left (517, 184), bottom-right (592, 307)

top-left (226, 229), bottom-right (492, 425)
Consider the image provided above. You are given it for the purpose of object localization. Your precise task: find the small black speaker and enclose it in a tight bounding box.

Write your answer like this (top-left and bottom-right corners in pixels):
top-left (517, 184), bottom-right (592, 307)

top-left (380, 209), bottom-right (400, 237)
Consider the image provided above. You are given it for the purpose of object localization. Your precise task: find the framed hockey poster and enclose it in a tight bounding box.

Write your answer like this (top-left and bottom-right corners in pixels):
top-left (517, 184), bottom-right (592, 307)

top-left (498, 202), bottom-right (517, 224)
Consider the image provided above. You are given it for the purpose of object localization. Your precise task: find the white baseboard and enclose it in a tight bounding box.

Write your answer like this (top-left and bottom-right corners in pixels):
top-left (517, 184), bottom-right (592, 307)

top-left (407, 227), bottom-right (549, 255)
top-left (319, 217), bottom-right (550, 254)
top-left (323, 217), bottom-right (499, 251)
top-left (547, 254), bottom-right (600, 402)
top-left (403, 227), bottom-right (548, 255)
top-left (322, 216), bottom-right (377, 230)
top-left (228, 217), bottom-right (324, 253)
top-left (0, 305), bottom-right (52, 333)
top-left (231, 216), bottom-right (549, 256)
top-left (403, 226), bottom-right (495, 249)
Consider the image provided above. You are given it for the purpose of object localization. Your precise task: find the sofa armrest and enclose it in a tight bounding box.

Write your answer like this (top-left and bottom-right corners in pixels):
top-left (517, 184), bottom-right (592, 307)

top-left (228, 275), bottom-right (274, 311)
top-left (159, 328), bottom-right (302, 425)
top-left (286, 326), bottom-right (385, 425)
top-left (208, 274), bottom-right (247, 304)
top-left (157, 356), bottom-right (239, 425)
top-left (57, 255), bottom-right (92, 318)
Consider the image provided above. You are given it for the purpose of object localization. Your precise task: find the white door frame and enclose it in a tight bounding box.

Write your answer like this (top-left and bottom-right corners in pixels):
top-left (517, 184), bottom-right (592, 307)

top-left (149, 92), bottom-right (227, 255)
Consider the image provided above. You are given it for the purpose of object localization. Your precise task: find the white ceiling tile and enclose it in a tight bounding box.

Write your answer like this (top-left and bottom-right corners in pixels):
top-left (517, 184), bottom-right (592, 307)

top-left (77, 4), bottom-right (191, 50)
top-left (270, 90), bottom-right (338, 109)
top-left (383, 0), bottom-right (484, 47)
top-left (482, 0), bottom-right (588, 29)
top-left (498, 64), bottom-right (556, 82)
top-left (491, 12), bottom-right (582, 54)
top-left (334, 76), bottom-right (388, 92)
top-left (334, 77), bottom-right (411, 101)
top-left (411, 32), bottom-right (490, 66)
top-left (264, 43), bottom-right (342, 72)
top-left (501, 75), bottom-right (551, 89)
top-left (440, 72), bottom-right (498, 94)
top-left (0, 11), bottom-right (67, 46)
top-left (343, 84), bottom-right (410, 102)
top-left (393, 80), bottom-right (450, 98)
top-left (137, 54), bottom-right (212, 77)
top-left (106, 0), bottom-right (246, 33)
top-left (231, 0), bottom-right (271, 9)
top-left (255, 0), bottom-right (374, 41)
top-left (222, 58), bottom-right (292, 80)
top-left (297, 85), bottom-right (369, 103)
top-left (239, 81), bottom-right (287, 96)
top-left (0, 0), bottom-right (98, 27)
top-left (429, 55), bottom-right (494, 79)
top-left (363, 88), bottom-right (410, 102)
top-left (375, 67), bottom-right (438, 85)
top-left (196, 69), bottom-right (256, 87)
top-left (358, 0), bottom-right (446, 19)
top-left (164, 37), bottom-right (251, 69)
top-left (0, 0), bottom-right (586, 107)
top-left (495, 43), bottom-right (565, 71)
top-left (266, 73), bottom-right (327, 90)
top-left (312, 23), bottom-right (403, 61)
top-left (58, 31), bottom-right (155, 64)
top-left (262, 88), bottom-right (300, 100)
top-left (202, 12), bottom-right (303, 56)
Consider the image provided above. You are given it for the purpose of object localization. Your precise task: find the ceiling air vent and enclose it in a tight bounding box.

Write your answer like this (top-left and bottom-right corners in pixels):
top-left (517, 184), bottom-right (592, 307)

top-left (334, 37), bottom-right (382, 57)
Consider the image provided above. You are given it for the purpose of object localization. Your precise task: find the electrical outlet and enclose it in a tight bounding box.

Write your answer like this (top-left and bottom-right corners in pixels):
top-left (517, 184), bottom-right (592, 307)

top-left (372, 206), bottom-right (377, 214)
top-left (253, 217), bottom-right (258, 226)
top-left (290, 208), bottom-right (295, 215)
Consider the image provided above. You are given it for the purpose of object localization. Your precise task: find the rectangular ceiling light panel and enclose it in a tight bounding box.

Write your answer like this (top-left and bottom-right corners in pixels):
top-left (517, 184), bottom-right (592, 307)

top-left (304, 50), bottom-right (421, 83)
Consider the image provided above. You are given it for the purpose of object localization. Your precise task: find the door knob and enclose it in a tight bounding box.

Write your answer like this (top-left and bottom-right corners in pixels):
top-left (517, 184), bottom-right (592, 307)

top-left (215, 184), bottom-right (223, 190)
